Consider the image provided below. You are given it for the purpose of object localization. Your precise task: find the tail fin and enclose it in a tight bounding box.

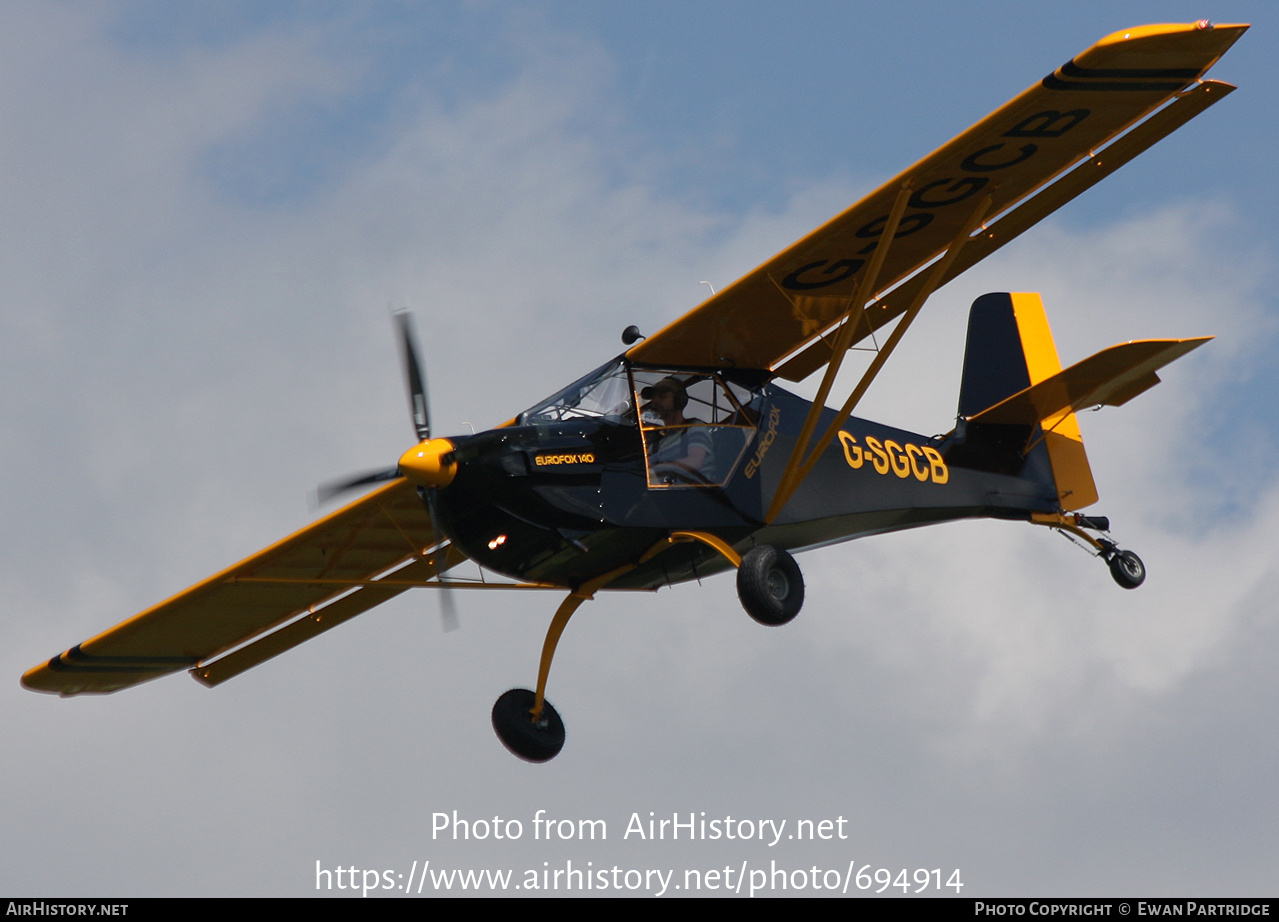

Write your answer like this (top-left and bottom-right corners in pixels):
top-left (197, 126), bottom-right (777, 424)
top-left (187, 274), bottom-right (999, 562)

top-left (955, 292), bottom-right (1098, 511)
top-left (954, 292), bottom-right (1211, 512)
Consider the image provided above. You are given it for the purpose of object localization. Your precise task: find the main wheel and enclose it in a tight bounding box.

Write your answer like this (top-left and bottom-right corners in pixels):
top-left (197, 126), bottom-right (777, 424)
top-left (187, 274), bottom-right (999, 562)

top-left (737, 545), bottom-right (804, 626)
top-left (1108, 550), bottom-right (1146, 590)
top-left (491, 688), bottom-right (565, 762)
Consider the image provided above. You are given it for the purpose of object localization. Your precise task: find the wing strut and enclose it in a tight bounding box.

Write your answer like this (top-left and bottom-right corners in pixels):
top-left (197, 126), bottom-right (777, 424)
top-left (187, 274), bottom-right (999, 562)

top-left (764, 192), bottom-right (993, 524)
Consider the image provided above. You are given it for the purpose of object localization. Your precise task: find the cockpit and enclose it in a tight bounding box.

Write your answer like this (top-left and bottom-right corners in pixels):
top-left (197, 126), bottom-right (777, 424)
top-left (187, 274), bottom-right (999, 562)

top-left (521, 359), bottom-right (765, 488)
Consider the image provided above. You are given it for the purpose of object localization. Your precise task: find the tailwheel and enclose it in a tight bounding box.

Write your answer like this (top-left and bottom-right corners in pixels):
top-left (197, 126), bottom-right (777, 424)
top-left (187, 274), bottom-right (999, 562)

top-left (1107, 549), bottom-right (1146, 590)
top-left (1038, 515), bottom-right (1147, 592)
top-left (492, 688), bottom-right (565, 762)
top-left (737, 545), bottom-right (804, 626)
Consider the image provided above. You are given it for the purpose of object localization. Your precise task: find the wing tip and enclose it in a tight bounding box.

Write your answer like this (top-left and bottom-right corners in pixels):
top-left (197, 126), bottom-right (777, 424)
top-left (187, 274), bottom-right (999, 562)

top-left (1095, 21), bottom-right (1249, 48)
top-left (21, 644), bottom-right (195, 696)
top-left (1047, 23), bottom-right (1249, 92)
top-left (21, 659), bottom-right (63, 695)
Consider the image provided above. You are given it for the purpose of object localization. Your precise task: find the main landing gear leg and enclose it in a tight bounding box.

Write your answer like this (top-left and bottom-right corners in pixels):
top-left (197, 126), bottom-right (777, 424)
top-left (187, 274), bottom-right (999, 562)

top-left (664, 530), bottom-right (807, 626)
top-left (491, 552), bottom-right (648, 763)
top-left (491, 592), bottom-right (584, 763)
top-left (490, 532), bottom-right (790, 762)
top-left (1031, 513), bottom-right (1146, 590)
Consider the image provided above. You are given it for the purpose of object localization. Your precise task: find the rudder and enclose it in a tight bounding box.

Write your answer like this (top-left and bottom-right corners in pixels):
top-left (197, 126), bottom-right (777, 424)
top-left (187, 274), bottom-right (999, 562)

top-left (956, 292), bottom-right (1098, 511)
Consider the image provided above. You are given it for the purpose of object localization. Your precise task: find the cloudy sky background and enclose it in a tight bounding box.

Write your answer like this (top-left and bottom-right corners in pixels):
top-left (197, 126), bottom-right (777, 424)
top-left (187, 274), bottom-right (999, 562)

top-left (4, 1), bottom-right (1276, 897)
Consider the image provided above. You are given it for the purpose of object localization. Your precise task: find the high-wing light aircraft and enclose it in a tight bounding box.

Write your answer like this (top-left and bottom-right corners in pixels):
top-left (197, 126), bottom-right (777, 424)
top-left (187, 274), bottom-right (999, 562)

top-left (24, 22), bottom-right (1246, 762)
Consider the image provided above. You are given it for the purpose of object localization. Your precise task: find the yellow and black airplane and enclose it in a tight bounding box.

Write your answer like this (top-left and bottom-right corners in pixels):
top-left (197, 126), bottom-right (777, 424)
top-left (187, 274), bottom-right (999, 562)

top-left (24, 22), bottom-right (1246, 762)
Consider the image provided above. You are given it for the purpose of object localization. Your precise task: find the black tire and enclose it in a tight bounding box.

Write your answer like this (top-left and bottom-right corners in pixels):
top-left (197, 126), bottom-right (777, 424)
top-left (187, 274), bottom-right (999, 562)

top-left (1108, 550), bottom-right (1146, 590)
top-left (737, 545), bottom-right (804, 626)
top-left (491, 688), bottom-right (565, 762)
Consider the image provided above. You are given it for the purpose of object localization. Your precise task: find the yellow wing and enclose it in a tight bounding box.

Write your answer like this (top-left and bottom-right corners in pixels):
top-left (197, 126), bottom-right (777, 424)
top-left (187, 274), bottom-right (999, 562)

top-left (626, 22), bottom-right (1246, 378)
top-left (23, 479), bottom-right (454, 696)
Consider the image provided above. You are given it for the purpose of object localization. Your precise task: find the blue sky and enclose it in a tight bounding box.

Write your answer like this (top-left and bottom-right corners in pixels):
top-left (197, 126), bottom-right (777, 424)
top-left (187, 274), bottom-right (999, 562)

top-left (3, 1), bottom-right (1276, 897)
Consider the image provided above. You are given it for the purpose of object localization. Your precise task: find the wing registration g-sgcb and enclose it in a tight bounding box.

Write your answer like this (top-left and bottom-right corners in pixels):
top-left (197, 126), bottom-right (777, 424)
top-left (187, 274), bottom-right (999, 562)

top-left (631, 21), bottom-right (1243, 377)
top-left (24, 22), bottom-right (1247, 763)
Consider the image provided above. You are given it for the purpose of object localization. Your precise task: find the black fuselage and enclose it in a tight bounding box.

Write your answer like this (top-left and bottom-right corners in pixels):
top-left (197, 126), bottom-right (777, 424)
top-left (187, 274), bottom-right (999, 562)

top-left (432, 374), bottom-right (1058, 591)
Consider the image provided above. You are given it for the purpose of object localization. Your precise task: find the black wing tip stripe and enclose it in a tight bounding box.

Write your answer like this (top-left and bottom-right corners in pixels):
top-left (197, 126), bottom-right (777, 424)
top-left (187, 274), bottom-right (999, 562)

top-left (45, 643), bottom-right (198, 675)
top-left (1061, 60), bottom-right (1201, 80)
top-left (1043, 58), bottom-right (1198, 93)
top-left (1042, 74), bottom-right (1188, 93)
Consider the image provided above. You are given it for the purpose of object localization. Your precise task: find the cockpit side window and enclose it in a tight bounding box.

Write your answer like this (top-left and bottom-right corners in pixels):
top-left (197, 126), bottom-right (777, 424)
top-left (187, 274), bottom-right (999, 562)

top-left (631, 368), bottom-right (761, 488)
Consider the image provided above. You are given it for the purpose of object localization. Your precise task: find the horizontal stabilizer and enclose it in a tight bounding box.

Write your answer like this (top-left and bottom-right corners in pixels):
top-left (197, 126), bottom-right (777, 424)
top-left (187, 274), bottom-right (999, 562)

top-left (968, 337), bottom-right (1211, 426)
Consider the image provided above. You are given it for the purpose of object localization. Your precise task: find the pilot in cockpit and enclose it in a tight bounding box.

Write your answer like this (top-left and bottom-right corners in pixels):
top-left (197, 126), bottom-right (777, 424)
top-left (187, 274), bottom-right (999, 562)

top-left (641, 377), bottom-right (713, 479)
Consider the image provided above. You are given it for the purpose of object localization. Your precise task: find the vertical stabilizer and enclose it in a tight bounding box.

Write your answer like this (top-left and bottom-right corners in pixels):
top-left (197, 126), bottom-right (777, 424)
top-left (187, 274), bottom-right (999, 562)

top-left (958, 293), bottom-right (1098, 510)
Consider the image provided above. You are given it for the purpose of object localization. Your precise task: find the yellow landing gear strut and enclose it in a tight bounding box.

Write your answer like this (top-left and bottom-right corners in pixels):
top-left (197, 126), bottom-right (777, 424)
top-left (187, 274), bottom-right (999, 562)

top-left (1032, 512), bottom-right (1146, 590)
top-left (490, 531), bottom-right (747, 762)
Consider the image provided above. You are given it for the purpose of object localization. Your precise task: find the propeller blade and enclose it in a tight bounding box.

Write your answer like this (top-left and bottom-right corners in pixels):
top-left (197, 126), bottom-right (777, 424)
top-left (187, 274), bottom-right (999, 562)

top-left (423, 490), bottom-right (460, 632)
top-left (438, 579), bottom-right (459, 633)
top-left (315, 468), bottom-right (401, 505)
top-left (395, 310), bottom-right (431, 442)
top-left (325, 311), bottom-right (459, 630)
top-left (394, 310), bottom-right (459, 630)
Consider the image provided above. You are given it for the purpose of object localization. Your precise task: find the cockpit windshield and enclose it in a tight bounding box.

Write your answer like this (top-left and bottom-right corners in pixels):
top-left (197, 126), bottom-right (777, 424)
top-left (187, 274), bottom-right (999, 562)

top-left (520, 360), bottom-right (635, 425)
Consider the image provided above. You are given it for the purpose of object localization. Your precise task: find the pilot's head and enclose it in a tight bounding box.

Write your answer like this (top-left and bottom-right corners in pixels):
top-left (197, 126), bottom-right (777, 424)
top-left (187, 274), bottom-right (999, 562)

top-left (644, 377), bottom-right (688, 411)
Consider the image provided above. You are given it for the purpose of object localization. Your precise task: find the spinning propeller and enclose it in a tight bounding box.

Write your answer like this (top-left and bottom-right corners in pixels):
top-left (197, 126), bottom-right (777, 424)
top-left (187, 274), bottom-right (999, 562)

top-left (317, 310), bottom-right (461, 629)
